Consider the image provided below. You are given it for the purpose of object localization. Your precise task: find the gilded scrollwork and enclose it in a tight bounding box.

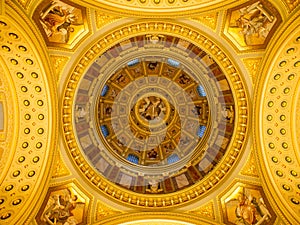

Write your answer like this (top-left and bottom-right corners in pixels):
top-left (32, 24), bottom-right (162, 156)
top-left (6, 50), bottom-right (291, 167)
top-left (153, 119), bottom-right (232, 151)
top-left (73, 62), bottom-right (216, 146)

top-left (191, 13), bottom-right (219, 30)
top-left (188, 201), bottom-right (215, 219)
top-left (243, 58), bottom-right (262, 86)
top-left (50, 55), bottom-right (70, 82)
top-left (95, 11), bottom-right (122, 30)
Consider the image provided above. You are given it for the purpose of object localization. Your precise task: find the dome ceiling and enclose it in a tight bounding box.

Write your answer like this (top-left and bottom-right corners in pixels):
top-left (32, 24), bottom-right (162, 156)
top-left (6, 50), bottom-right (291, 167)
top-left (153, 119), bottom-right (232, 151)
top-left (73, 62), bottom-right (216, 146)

top-left (1, 0), bottom-right (300, 224)
top-left (73, 34), bottom-right (238, 199)
top-left (63, 28), bottom-right (248, 208)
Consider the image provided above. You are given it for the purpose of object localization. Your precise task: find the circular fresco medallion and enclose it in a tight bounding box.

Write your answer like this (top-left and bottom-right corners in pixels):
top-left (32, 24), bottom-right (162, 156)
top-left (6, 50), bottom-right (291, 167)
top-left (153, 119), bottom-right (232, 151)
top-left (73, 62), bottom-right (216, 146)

top-left (73, 34), bottom-right (236, 196)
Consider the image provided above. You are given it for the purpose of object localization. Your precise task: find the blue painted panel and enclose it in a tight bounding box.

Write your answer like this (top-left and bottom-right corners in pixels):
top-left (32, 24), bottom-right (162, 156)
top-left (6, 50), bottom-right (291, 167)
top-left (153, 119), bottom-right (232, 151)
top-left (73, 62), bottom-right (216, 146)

top-left (197, 125), bottom-right (206, 138)
top-left (167, 154), bottom-right (180, 164)
top-left (167, 58), bottom-right (180, 67)
top-left (100, 125), bottom-right (109, 137)
top-left (127, 154), bottom-right (139, 164)
top-left (197, 85), bottom-right (206, 97)
top-left (127, 59), bottom-right (139, 67)
top-left (101, 85), bottom-right (109, 97)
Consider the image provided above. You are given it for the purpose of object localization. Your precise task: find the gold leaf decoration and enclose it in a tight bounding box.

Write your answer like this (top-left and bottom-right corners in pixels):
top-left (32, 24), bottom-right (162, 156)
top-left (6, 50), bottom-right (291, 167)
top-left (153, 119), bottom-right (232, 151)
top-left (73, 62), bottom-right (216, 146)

top-left (50, 55), bottom-right (69, 82)
top-left (191, 13), bottom-right (218, 30)
top-left (95, 11), bottom-right (122, 30)
top-left (240, 148), bottom-right (259, 178)
top-left (296, 91), bottom-right (300, 150)
top-left (17, 0), bottom-right (30, 9)
top-left (243, 58), bottom-right (262, 86)
top-left (52, 148), bottom-right (70, 178)
top-left (96, 201), bottom-right (122, 221)
top-left (285, 0), bottom-right (300, 12)
top-left (188, 201), bottom-right (215, 219)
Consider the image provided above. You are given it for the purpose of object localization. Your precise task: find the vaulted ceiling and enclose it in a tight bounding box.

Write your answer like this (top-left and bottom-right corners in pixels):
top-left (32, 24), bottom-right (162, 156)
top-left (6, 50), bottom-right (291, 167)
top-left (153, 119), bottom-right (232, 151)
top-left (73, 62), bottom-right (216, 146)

top-left (0, 0), bottom-right (300, 224)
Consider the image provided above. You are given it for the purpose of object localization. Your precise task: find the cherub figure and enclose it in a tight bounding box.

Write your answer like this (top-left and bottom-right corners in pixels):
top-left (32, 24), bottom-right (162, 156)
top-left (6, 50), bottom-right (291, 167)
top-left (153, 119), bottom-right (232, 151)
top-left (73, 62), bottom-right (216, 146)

top-left (146, 179), bottom-right (163, 193)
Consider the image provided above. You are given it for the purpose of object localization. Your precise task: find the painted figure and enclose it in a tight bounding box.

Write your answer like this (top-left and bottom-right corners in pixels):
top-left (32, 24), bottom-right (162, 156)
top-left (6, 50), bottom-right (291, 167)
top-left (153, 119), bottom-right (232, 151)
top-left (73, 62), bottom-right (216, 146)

top-left (139, 96), bottom-right (166, 121)
top-left (146, 179), bottom-right (163, 193)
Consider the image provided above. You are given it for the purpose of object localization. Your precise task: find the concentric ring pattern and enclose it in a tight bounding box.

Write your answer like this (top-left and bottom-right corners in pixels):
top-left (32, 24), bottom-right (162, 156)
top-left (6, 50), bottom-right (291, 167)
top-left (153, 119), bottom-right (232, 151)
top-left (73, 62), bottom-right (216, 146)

top-left (96, 59), bottom-right (210, 168)
top-left (62, 22), bottom-right (248, 207)
top-left (75, 35), bottom-right (235, 195)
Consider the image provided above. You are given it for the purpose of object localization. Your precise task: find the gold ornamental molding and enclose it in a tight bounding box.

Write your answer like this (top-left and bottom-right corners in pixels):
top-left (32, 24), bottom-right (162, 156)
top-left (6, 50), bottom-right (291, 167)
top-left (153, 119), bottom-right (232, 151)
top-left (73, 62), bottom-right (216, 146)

top-left (62, 20), bottom-right (249, 208)
top-left (77, 0), bottom-right (246, 17)
top-left (0, 9), bottom-right (57, 225)
top-left (283, 0), bottom-right (300, 12)
top-left (254, 9), bottom-right (300, 225)
top-left (96, 212), bottom-right (220, 225)
top-left (190, 12), bottom-right (219, 31)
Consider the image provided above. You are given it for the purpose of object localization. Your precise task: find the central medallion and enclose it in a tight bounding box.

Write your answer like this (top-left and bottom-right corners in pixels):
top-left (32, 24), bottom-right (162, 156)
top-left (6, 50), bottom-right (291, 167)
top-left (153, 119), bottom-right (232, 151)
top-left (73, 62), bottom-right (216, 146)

top-left (138, 96), bottom-right (166, 121)
top-left (133, 94), bottom-right (171, 131)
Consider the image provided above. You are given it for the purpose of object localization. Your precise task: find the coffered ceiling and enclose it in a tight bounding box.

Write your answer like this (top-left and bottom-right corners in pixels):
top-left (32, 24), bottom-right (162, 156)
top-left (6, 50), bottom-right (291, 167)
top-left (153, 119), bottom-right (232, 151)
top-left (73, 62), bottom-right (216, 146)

top-left (0, 0), bottom-right (300, 224)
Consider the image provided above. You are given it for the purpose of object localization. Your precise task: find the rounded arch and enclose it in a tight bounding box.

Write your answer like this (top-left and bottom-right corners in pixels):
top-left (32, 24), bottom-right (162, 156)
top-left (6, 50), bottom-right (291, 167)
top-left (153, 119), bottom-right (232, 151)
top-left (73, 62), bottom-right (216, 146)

top-left (253, 8), bottom-right (300, 225)
top-left (0, 6), bottom-right (58, 225)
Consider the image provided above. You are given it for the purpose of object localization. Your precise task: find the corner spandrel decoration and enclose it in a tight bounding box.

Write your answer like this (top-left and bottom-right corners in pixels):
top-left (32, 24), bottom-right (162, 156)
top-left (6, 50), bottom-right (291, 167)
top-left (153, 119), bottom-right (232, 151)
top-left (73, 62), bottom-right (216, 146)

top-left (36, 185), bottom-right (90, 225)
top-left (221, 183), bottom-right (276, 225)
top-left (224, 0), bottom-right (282, 51)
top-left (33, 0), bottom-right (89, 49)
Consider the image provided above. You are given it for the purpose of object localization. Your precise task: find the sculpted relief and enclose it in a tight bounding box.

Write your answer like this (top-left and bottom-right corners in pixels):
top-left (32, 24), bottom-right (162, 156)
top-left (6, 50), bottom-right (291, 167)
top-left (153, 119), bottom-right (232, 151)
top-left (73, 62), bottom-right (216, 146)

top-left (222, 184), bottom-right (276, 225)
top-left (34, 0), bottom-right (88, 48)
top-left (225, 0), bottom-right (281, 50)
top-left (36, 186), bottom-right (88, 225)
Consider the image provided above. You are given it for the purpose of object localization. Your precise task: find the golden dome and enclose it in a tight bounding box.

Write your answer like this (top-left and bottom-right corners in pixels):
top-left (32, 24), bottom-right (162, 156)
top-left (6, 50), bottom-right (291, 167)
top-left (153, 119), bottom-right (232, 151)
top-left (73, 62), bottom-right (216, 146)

top-left (0, 0), bottom-right (300, 224)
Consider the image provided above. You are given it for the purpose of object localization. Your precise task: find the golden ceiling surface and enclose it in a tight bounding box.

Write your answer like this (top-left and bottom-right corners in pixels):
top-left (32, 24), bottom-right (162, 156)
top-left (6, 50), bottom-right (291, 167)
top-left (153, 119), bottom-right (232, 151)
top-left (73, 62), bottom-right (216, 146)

top-left (73, 33), bottom-right (239, 199)
top-left (1, 0), bottom-right (300, 224)
top-left (79, 0), bottom-right (241, 17)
